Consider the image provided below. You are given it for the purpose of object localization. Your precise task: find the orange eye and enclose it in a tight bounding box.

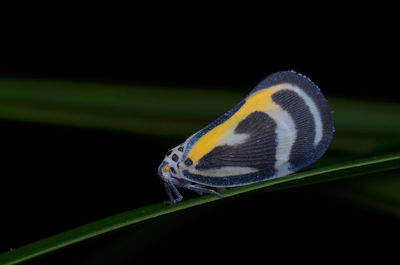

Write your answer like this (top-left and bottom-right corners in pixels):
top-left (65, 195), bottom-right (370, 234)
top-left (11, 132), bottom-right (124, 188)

top-left (162, 166), bottom-right (169, 173)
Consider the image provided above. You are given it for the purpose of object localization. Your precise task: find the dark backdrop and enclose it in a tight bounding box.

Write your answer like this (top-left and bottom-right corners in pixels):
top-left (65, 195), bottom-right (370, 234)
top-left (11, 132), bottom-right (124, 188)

top-left (1, 15), bottom-right (398, 263)
top-left (2, 23), bottom-right (398, 100)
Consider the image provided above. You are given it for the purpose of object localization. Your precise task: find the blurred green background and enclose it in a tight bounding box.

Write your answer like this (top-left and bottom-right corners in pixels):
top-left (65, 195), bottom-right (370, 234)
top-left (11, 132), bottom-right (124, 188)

top-left (1, 13), bottom-right (399, 263)
top-left (0, 77), bottom-right (399, 264)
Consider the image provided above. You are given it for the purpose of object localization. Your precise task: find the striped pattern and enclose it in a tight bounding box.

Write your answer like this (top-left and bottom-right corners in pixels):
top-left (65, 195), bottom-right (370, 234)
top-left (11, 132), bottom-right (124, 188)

top-left (196, 111), bottom-right (277, 171)
top-left (159, 70), bottom-right (334, 192)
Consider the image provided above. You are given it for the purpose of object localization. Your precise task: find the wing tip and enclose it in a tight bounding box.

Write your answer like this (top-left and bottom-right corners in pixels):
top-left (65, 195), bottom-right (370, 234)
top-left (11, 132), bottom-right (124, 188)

top-left (250, 70), bottom-right (321, 95)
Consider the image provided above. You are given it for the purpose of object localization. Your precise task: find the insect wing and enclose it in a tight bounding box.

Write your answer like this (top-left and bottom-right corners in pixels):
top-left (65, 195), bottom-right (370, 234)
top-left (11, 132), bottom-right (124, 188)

top-left (179, 71), bottom-right (334, 187)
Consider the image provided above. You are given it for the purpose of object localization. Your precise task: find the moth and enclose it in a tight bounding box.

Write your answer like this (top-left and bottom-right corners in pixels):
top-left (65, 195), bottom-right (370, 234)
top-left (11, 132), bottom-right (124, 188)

top-left (158, 71), bottom-right (334, 204)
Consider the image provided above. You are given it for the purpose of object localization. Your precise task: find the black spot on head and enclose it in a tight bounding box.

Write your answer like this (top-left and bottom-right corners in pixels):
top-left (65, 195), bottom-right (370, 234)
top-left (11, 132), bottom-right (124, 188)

top-left (184, 158), bottom-right (193, 166)
top-left (172, 154), bottom-right (179, 162)
top-left (166, 150), bottom-right (172, 156)
top-left (178, 146), bottom-right (184, 152)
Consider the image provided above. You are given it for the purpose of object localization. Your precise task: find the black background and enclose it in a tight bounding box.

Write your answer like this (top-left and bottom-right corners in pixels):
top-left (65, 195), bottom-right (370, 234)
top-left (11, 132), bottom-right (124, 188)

top-left (2, 8), bottom-right (398, 101)
top-left (1, 7), bottom-right (399, 263)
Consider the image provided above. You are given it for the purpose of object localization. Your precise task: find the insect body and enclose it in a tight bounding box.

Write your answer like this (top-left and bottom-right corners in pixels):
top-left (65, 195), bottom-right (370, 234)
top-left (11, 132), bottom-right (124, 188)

top-left (158, 71), bottom-right (334, 204)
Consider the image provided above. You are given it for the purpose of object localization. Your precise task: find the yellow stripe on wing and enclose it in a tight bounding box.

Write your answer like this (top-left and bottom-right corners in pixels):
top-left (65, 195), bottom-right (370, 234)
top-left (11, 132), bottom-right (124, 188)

top-left (187, 84), bottom-right (285, 164)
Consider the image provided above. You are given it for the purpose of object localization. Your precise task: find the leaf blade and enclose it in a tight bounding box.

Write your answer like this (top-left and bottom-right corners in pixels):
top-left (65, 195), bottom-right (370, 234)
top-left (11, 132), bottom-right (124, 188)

top-left (0, 152), bottom-right (398, 265)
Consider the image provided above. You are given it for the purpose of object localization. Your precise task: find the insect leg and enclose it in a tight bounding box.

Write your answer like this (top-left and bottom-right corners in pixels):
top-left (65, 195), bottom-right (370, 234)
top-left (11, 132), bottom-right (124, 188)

top-left (164, 182), bottom-right (175, 204)
top-left (164, 182), bottom-right (183, 205)
top-left (169, 183), bottom-right (183, 203)
top-left (186, 184), bottom-right (223, 198)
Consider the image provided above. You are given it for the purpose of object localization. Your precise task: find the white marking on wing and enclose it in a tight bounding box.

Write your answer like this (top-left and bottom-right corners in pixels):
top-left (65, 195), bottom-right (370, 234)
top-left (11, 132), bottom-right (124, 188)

top-left (217, 128), bottom-right (250, 146)
top-left (193, 166), bottom-right (258, 177)
top-left (267, 104), bottom-right (297, 177)
top-left (285, 84), bottom-right (323, 146)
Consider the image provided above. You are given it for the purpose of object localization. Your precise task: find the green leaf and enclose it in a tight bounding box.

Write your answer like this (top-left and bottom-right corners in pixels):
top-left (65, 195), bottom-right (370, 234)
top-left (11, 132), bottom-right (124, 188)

top-left (1, 77), bottom-right (399, 160)
top-left (315, 170), bottom-right (400, 218)
top-left (1, 77), bottom-right (400, 139)
top-left (0, 78), bottom-right (244, 137)
top-left (0, 152), bottom-right (398, 265)
top-left (1, 77), bottom-right (399, 264)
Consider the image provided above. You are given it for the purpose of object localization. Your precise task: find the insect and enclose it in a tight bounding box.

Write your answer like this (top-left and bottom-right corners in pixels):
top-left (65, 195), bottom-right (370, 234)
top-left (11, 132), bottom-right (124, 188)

top-left (158, 71), bottom-right (334, 204)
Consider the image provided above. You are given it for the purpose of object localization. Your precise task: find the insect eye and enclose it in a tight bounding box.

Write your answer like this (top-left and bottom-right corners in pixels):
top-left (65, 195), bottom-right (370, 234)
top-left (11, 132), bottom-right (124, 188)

top-left (162, 166), bottom-right (169, 173)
